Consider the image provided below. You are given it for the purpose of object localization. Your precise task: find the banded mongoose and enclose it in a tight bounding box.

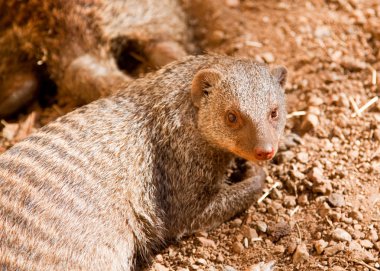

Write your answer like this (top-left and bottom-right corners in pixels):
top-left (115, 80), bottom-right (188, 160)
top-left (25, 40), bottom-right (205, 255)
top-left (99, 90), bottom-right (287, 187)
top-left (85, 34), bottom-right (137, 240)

top-left (0, 55), bottom-right (287, 270)
top-left (0, 0), bottom-right (190, 117)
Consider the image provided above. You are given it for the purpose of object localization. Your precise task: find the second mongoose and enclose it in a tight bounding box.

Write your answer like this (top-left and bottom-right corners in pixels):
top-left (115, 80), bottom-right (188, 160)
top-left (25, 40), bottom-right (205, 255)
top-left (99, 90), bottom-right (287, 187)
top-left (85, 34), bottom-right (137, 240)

top-left (0, 0), bottom-right (190, 117)
top-left (0, 55), bottom-right (287, 270)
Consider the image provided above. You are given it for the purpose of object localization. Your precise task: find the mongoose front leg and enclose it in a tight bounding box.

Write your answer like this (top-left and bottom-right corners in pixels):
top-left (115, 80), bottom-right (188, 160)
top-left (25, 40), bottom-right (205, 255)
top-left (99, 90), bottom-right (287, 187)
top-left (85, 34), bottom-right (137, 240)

top-left (191, 165), bottom-right (266, 232)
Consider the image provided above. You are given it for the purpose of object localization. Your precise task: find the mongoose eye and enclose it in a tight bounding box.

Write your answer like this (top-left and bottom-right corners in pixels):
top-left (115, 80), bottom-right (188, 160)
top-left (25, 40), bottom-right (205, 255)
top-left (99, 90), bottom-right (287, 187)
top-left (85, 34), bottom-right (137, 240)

top-left (227, 112), bottom-right (237, 123)
top-left (270, 108), bottom-right (279, 119)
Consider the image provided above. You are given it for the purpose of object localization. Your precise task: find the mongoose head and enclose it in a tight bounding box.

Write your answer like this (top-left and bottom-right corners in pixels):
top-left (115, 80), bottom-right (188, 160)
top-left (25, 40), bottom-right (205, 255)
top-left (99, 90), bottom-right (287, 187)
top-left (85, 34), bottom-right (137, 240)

top-left (191, 59), bottom-right (287, 162)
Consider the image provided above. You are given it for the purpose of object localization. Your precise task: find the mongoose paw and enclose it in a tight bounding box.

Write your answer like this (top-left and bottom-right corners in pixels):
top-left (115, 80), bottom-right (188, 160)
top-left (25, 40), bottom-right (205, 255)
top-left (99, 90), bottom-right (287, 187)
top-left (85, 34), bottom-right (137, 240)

top-left (226, 158), bottom-right (265, 184)
top-left (243, 166), bottom-right (266, 196)
top-left (0, 72), bottom-right (39, 117)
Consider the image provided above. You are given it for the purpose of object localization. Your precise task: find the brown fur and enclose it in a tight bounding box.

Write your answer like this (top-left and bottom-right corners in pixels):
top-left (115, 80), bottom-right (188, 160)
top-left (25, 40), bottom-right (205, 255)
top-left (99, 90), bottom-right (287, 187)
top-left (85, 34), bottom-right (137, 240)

top-left (0, 55), bottom-right (287, 270)
top-left (0, 0), bottom-right (190, 116)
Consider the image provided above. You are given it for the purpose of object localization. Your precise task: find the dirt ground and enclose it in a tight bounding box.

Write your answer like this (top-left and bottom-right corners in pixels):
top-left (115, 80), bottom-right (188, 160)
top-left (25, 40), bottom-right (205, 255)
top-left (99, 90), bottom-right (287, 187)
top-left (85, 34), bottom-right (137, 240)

top-left (1, 0), bottom-right (380, 270)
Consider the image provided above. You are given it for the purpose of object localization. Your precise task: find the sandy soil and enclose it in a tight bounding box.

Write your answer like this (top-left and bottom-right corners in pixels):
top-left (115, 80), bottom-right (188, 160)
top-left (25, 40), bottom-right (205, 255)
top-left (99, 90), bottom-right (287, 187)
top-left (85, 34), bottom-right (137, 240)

top-left (1, 0), bottom-right (379, 270)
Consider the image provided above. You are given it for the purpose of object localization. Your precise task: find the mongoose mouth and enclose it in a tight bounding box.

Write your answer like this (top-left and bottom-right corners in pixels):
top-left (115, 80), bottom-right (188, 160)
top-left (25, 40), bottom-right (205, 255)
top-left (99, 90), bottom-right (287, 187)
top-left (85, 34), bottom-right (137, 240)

top-left (230, 145), bottom-right (278, 164)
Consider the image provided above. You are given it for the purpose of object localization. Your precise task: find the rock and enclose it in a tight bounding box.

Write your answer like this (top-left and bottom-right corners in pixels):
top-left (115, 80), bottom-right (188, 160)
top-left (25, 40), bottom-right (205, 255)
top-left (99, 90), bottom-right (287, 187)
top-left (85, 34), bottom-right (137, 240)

top-left (374, 128), bottom-right (380, 141)
top-left (337, 93), bottom-right (350, 108)
top-left (196, 258), bottom-right (207, 265)
top-left (225, 0), bottom-right (240, 7)
top-left (332, 228), bottom-right (352, 242)
top-left (230, 218), bottom-right (243, 227)
top-left (308, 167), bottom-right (332, 195)
top-left (292, 243), bottom-right (309, 264)
top-left (235, 233), bottom-right (244, 242)
top-left (290, 169), bottom-right (306, 180)
top-left (300, 114), bottom-right (319, 134)
top-left (296, 152), bottom-right (309, 164)
top-left (283, 133), bottom-right (303, 148)
top-left (331, 267), bottom-right (346, 271)
top-left (154, 263), bottom-right (169, 271)
top-left (348, 210), bottom-right (363, 221)
top-left (268, 222), bottom-right (291, 241)
top-left (195, 231), bottom-right (208, 238)
top-left (273, 245), bottom-right (285, 254)
top-left (297, 194), bottom-right (309, 206)
top-left (349, 248), bottom-right (377, 263)
top-left (277, 150), bottom-right (295, 163)
top-left (256, 221), bottom-right (267, 233)
top-left (241, 225), bottom-right (258, 239)
top-left (314, 25), bottom-right (331, 38)
top-left (262, 52), bottom-right (275, 63)
top-left (308, 96), bottom-right (324, 106)
top-left (340, 56), bottom-right (367, 71)
top-left (283, 196), bottom-right (297, 207)
top-left (308, 167), bottom-right (325, 184)
top-left (314, 239), bottom-right (328, 254)
top-left (216, 253), bottom-right (224, 263)
top-left (223, 265), bottom-right (237, 271)
top-left (246, 260), bottom-right (276, 271)
top-left (243, 237), bottom-right (249, 248)
top-left (375, 241), bottom-right (380, 251)
top-left (196, 237), bottom-right (217, 249)
top-left (360, 239), bottom-right (374, 249)
top-left (329, 211), bottom-right (341, 222)
top-left (232, 241), bottom-right (244, 254)
top-left (327, 193), bottom-right (345, 207)
top-left (155, 254), bottom-right (164, 262)
top-left (324, 242), bottom-right (345, 256)
top-left (286, 239), bottom-right (298, 255)
top-left (370, 228), bottom-right (379, 242)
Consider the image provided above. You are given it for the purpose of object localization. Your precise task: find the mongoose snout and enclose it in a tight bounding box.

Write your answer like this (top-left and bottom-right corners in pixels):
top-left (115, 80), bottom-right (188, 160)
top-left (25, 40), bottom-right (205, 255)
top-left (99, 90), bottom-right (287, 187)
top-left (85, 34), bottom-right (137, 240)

top-left (254, 145), bottom-right (275, 161)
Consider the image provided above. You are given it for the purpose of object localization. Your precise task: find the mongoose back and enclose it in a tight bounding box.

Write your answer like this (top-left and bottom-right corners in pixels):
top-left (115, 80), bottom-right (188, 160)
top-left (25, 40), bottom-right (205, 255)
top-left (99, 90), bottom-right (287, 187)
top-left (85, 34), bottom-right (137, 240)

top-left (0, 55), bottom-right (287, 271)
top-left (0, 0), bottom-right (189, 117)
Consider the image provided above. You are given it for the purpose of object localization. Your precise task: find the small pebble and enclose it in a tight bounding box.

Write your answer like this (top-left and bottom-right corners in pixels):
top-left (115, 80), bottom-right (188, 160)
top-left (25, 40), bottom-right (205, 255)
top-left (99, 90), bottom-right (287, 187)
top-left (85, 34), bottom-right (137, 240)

top-left (256, 221), bottom-right (268, 233)
top-left (348, 210), bottom-right (363, 221)
top-left (328, 193), bottom-right (345, 207)
top-left (223, 265), bottom-right (237, 271)
top-left (196, 237), bottom-right (217, 249)
top-left (154, 263), bottom-right (169, 271)
top-left (241, 225), bottom-right (258, 239)
top-left (232, 241), bottom-right (244, 254)
top-left (332, 228), bottom-right (352, 242)
top-left (324, 242), bottom-right (345, 256)
top-left (262, 52), bottom-right (275, 63)
top-left (292, 243), bottom-right (309, 264)
top-left (314, 239), bottom-right (328, 254)
top-left (300, 114), bottom-right (319, 134)
top-left (196, 258), bottom-right (207, 265)
top-left (360, 239), bottom-right (374, 249)
top-left (296, 152), bottom-right (309, 163)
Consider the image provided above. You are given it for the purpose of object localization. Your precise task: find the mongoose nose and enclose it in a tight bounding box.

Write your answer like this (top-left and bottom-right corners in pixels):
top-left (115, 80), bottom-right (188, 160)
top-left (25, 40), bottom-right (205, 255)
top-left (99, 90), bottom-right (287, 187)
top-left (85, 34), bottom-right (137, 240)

top-left (254, 146), bottom-right (275, 161)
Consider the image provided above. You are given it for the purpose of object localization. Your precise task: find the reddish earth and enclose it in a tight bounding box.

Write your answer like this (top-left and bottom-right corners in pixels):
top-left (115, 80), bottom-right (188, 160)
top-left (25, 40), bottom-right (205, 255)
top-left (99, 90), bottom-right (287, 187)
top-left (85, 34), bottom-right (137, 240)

top-left (1, 0), bottom-right (380, 270)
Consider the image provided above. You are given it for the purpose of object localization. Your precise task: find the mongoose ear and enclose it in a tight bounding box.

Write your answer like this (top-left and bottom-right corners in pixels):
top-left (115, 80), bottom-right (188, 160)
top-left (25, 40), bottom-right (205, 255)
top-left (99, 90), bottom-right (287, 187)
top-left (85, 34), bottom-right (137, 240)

top-left (271, 66), bottom-right (287, 88)
top-left (191, 69), bottom-right (222, 108)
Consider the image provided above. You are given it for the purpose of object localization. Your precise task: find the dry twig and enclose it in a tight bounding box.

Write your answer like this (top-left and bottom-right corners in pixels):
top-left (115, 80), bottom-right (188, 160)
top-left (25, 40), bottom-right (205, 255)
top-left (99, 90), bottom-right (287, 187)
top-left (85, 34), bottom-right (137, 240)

top-left (349, 96), bottom-right (360, 116)
top-left (287, 111), bottom-right (306, 119)
top-left (257, 182), bottom-right (281, 203)
top-left (352, 259), bottom-right (378, 271)
top-left (351, 96), bottom-right (379, 117)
